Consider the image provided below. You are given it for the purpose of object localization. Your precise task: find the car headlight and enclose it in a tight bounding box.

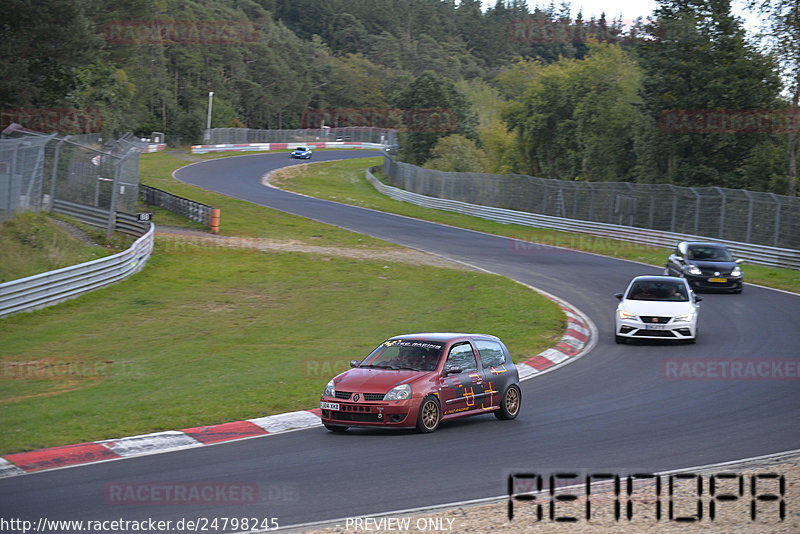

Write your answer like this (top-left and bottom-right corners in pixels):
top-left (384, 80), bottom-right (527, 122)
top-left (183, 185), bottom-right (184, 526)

top-left (731, 266), bottom-right (742, 277)
top-left (685, 265), bottom-right (702, 275)
top-left (618, 310), bottom-right (636, 320)
top-left (383, 383), bottom-right (411, 401)
top-left (323, 379), bottom-right (336, 398)
top-left (674, 312), bottom-right (694, 322)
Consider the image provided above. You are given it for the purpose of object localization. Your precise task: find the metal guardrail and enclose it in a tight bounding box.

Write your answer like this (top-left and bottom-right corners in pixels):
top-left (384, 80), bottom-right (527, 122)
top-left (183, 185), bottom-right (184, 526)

top-left (115, 212), bottom-right (151, 236)
top-left (0, 223), bottom-right (154, 318)
top-left (139, 184), bottom-right (214, 226)
top-left (52, 199), bottom-right (109, 228)
top-left (52, 199), bottom-right (149, 235)
top-left (366, 167), bottom-right (800, 271)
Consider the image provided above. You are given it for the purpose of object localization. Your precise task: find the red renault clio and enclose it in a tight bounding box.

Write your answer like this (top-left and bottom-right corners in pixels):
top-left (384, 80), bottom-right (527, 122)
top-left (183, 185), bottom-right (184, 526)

top-left (319, 333), bottom-right (521, 433)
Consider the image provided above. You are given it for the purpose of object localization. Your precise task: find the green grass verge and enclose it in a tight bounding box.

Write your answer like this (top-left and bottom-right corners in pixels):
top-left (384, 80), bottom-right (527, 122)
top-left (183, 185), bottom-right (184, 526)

top-left (274, 158), bottom-right (800, 294)
top-left (0, 212), bottom-right (109, 283)
top-left (0, 151), bottom-right (564, 454)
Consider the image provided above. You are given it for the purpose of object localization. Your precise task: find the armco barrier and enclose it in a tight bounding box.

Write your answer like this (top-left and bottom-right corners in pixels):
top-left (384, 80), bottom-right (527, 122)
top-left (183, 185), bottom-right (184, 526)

top-left (51, 200), bottom-right (149, 236)
top-left (0, 223), bottom-right (154, 318)
top-left (365, 167), bottom-right (800, 271)
top-left (52, 199), bottom-right (109, 229)
top-left (190, 141), bottom-right (386, 154)
top-left (140, 184), bottom-right (215, 227)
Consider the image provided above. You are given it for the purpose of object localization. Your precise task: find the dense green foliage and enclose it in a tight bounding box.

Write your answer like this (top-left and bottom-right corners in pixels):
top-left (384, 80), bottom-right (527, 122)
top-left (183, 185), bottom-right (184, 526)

top-left (1, 0), bottom-right (795, 193)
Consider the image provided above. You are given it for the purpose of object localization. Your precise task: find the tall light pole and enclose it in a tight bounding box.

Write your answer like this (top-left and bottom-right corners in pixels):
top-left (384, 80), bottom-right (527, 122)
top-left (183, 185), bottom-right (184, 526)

top-left (204, 91), bottom-right (214, 143)
top-left (206, 91), bottom-right (214, 130)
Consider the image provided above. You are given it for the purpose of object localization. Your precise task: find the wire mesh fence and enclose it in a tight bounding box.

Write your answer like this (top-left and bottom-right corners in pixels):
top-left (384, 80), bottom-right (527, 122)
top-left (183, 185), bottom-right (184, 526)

top-left (0, 127), bottom-right (145, 226)
top-left (204, 127), bottom-right (397, 146)
top-left (0, 133), bottom-right (55, 218)
top-left (382, 155), bottom-right (800, 250)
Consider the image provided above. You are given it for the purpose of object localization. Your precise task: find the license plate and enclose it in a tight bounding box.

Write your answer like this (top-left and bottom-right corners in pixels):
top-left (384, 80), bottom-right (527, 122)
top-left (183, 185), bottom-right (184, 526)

top-left (644, 324), bottom-right (667, 330)
top-left (708, 277), bottom-right (727, 283)
top-left (320, 402), bottom-right (339, 411)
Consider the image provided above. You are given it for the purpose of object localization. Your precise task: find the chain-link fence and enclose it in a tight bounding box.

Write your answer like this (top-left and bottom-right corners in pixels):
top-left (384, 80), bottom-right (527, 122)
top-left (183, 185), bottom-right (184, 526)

top-left (1, 127), bottom-right (145, 231)
top-left (0, 133), bottom-right (56, 219)
top-left (205, 127), bottom-right (396, 146)
top-left (383, 155), bottom-right (800, 250)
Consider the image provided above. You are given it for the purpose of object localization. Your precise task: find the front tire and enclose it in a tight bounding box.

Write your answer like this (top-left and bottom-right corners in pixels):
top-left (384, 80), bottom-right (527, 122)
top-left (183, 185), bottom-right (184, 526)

top-left (495, 384), bottom-right (521, 420)
top-left (615, 335), bottom-right (626, 344)
top-left (324, 424), bottom-right (348, 433)
top-left (416, 396), bottom-right (441, 433)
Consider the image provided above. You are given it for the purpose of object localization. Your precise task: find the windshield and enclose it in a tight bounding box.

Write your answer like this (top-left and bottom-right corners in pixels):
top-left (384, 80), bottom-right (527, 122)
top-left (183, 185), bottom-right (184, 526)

top-left (360, 339), bottom-right (444, 371)
top-left (687, 246), bottom-right (733, 262)
top-left (627, 281), bottom-right (689, 301)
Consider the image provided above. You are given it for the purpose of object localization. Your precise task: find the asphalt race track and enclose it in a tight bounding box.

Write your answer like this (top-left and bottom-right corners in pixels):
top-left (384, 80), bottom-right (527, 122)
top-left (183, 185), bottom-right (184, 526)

top-left (3, 150), bottom-right (799, 530)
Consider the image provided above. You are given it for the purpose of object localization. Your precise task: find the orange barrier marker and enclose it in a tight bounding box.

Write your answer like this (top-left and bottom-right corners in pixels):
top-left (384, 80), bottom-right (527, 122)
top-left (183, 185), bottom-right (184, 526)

top-left (210, 208), bottom-right (220, 233)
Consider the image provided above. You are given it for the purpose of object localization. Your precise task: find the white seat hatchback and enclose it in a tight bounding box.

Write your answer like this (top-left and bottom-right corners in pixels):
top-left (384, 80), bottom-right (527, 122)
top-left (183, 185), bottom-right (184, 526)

top-left (615, 276), bottom-right (701, 344)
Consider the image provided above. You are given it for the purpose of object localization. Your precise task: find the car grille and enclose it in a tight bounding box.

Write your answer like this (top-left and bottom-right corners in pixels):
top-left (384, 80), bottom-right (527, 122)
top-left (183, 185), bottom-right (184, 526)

top-left (633, 329), bottom-right (676, 337)
top-left (330, 411), bottom-right (383, 423)
top-left (363, 393), bottom-right (385, 401)
top-left (699, 268), bottom-right (732, 276)
top-left (639, 316), bottom-right (671, 324)
top-left (335, 391), bottom-right (352, 400)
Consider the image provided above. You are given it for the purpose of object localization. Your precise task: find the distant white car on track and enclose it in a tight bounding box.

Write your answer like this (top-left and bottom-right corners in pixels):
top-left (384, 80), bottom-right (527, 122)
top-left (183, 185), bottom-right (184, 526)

top-left (614, 275), bottom-right (702, 344)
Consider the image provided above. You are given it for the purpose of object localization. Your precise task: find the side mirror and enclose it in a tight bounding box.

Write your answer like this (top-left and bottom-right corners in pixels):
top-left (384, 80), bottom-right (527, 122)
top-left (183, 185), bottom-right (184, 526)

top-left (614, 292), bottom-right (624, 299)
top-left (350, 360), bottom-right (360, 368)
top-left (445, 365), bottom-right (463, 375)
top-left (694, 295), bottom-right (703, 302)
top-left (735, 258), bottom-right (744, 264)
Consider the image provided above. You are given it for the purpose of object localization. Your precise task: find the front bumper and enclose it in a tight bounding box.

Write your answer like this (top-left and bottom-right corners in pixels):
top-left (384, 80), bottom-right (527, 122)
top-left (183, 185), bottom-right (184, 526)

top-left (616, 318), bottom-right (696, 340)
top-left (320, 396), bottom-right (418, 428)
top-left (685, 273), bottom-right (742, 291)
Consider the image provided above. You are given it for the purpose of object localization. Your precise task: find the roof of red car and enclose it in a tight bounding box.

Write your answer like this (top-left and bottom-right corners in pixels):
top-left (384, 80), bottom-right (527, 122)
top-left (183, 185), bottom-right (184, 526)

top-left (387, 333), bottom-right (500, 343)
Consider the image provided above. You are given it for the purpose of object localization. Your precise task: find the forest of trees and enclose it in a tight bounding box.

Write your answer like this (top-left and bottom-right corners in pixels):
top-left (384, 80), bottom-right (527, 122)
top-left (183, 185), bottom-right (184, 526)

top-left (1, 0), bottom-right (797, 195)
